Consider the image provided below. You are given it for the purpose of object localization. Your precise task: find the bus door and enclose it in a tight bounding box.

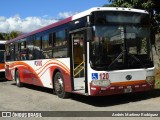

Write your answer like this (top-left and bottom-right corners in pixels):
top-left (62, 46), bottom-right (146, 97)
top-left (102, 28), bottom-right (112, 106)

top-left (70, 31), bottom-right (86, 93)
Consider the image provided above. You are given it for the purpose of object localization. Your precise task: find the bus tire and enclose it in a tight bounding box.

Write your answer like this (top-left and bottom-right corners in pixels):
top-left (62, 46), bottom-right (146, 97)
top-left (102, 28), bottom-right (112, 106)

top-left (15, 70), bottom-right (23, 87)
top-left (54, 72), bottom-right (70, 98)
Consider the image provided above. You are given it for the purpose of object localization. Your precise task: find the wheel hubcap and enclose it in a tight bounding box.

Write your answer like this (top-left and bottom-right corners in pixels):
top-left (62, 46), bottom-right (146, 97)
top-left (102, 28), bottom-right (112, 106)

top-left (16, 73), bottom-right (19, 84)
top-left (55, 77), bottom-right (63, 92)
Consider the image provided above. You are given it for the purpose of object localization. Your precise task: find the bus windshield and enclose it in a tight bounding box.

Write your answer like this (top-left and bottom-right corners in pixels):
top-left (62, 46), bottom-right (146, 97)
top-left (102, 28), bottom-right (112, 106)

top-left (90, 11), bottom-right (154, 71)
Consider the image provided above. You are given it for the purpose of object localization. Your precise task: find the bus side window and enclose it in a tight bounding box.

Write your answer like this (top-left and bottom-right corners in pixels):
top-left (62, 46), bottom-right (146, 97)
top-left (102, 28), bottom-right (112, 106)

top-left (41, 34), bottom-right (51, 59)
top-left (21, 54), bottom-right (27, 60)
top-left (26, 37), bottom-right (34, 60)
top-left (20, 41), bottom-right (27, 60)
top-left (15, 42), bottom-right (20, 61)
top-left (53, 30), bottom-right (68, 58)
top-left (10, 44), bottom-right (15, 61)
top-left (6, 44), bottom-right (10, 61)
top-left (33, 36), bottom-right (42, 60)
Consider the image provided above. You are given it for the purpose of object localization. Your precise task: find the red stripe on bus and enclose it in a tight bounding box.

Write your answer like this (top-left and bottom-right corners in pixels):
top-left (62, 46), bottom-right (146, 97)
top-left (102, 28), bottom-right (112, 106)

top-left (0, 64), bottom-right (5, 69)
top-left (111, 80), bottom-right (147, 86)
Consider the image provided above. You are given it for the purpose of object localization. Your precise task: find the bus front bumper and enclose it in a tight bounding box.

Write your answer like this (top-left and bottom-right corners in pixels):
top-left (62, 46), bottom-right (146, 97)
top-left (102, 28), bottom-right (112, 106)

top-left (90, 81), bottom-right (155, 96)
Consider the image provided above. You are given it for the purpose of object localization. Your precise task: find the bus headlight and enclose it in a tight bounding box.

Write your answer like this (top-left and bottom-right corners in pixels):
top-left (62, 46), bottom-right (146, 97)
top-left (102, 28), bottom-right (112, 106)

top-left (92, 80), bottom-right (110, 87)
top-left (146, 76), bottom-right (155, 85)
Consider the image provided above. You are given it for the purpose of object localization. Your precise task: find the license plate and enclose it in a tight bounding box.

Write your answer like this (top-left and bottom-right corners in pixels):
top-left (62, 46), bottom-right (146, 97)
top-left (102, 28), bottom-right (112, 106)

top-left (124, 86), bottom-right (132, 93)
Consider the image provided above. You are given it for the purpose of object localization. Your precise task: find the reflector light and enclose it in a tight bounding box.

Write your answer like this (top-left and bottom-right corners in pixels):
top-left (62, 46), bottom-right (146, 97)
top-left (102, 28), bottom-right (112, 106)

top-left (135, 85), bottom-right (140, 88)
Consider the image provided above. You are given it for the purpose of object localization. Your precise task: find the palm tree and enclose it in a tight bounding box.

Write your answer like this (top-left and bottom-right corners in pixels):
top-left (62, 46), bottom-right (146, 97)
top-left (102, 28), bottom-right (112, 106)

top-left (9, 31), bottom-right (21, 39)
top-left (0, 31), bottom-right (22, 40)
top-left (3, 33), bottom-right (10, 40)
top-left (0, 33), bottom-right (4, 40)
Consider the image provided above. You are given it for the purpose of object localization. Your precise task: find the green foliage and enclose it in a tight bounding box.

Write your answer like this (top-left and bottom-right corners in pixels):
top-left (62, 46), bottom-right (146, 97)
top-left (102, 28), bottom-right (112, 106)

top-left (105, 0), bottom-right (154, 10)
top-left (0, 33), bottom-right (4, 40)
top-left (0, 31), bottom-right (22, 40)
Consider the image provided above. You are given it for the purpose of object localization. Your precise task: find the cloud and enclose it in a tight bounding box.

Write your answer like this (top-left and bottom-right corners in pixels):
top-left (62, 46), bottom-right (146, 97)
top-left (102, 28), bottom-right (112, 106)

top-left (0, 16), bottom-right (6, 21)
top-left (0, 16), bottom-right (10, 32)
top-left (0, 11), bottom-right (77, 33)
top-left (0, 15), bottom-right (58, 33)
top-left (58, 11), bottom-right (77, 19)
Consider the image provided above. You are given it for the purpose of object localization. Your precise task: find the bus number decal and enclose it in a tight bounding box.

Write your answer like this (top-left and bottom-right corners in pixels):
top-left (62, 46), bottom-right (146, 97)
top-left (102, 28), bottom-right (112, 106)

top-left (99, 73), bottom-right (109, 80)
top-left (34, 61), bottom-right (42, 66)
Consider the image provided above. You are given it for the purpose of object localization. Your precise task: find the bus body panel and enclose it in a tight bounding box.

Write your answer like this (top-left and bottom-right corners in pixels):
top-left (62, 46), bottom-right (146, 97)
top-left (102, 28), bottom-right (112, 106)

top-left (4, 7), bottom-right (155, 97)
top-left (0, 63), bottom-right (5, 78)
top-left (88, 67), bottom-right (154, 96)
top-left (0, 64), bottom-right (5, 72)
top-left (5, 58), bottom-right (72, 92)
top-left (86, 40), bottom-right (154, 96)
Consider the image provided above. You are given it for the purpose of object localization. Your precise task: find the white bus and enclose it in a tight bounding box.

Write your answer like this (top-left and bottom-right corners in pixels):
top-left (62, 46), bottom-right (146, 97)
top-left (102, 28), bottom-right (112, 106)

top-left (5, 7), bottom-right (154, 98)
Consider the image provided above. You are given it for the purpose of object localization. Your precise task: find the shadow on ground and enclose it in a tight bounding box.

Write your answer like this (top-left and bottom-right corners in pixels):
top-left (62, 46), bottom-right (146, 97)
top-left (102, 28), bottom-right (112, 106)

top-left (0, 78), bottom-right (8, 82)
top-left (10, 81), bottom-right (160, 107)
top-left (70, 89), bottom-right (160, 107)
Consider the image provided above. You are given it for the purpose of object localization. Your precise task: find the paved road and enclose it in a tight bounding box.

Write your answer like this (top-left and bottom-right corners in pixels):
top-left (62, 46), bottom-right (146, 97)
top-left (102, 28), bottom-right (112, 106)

top-left (0, 79), bottom-right (160, 120)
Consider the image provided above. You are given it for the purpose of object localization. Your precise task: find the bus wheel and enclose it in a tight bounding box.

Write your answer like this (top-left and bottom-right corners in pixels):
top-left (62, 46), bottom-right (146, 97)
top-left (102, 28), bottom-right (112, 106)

top-left (54, 72), bottom-right (70, 98)
top-left (15, 70), bottom-right (23, 87)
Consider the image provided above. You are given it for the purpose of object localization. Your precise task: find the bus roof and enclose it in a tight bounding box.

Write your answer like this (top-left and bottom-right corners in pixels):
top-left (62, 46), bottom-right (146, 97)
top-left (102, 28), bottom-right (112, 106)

top-left (6, 7), bottom-right (148, 44)
top-left (6, 17), bottom-right (72, 44)
top-left (72, 7), bottom-right (148, 20)
top-left (0, 40), bottom-right (6, 44)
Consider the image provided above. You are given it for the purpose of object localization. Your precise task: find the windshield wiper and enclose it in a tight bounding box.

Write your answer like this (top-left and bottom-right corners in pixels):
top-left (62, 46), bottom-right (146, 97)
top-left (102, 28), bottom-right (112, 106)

top-left (129, 54), bottom-right (146, 69)
top-left (108, 51), bottom-right (124, 70)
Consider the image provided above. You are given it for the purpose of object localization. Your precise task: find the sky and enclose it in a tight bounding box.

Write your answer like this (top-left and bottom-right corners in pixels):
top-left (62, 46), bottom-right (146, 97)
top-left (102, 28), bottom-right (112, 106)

top-left (0, 0), bottom-right (109, 33)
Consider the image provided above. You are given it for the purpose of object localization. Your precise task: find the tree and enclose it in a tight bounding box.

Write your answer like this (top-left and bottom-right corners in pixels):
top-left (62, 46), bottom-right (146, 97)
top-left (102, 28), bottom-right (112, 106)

top-left (0, 33), bottom-right (4, 40)
top-left (0, 31), bottom-right (22, 40)
top-left (3, 33), bottom-right (10, 40)
top-left (9, 31), bottom-right (21, 39)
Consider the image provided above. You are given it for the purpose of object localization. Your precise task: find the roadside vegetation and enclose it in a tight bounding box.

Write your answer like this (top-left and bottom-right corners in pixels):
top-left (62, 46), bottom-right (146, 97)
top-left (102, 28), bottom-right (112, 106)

top-left (0, 31), bottom-right (22, 40)
top-left (155, 69), bottom-right (160, 88)
top-left (155, 33), bottom-right (160, 89)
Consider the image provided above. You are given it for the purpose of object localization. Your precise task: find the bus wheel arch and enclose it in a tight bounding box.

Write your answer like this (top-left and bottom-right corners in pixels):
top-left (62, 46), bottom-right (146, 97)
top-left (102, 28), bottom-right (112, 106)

top-left (52, 70), bottom-right (70, 98)
top-left (15, 69), bottom-right (23, 87)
